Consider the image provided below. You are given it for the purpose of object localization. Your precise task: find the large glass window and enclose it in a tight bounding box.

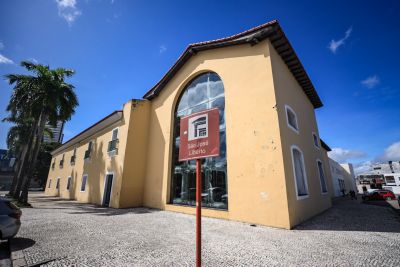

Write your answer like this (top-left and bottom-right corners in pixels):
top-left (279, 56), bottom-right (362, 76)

top-left (170, 72), bottom-right (228, 210)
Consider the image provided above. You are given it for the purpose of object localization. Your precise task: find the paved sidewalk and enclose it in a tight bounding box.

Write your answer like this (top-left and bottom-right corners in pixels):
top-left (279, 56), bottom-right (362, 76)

top-left (11, 192), bottom-right (400, 266)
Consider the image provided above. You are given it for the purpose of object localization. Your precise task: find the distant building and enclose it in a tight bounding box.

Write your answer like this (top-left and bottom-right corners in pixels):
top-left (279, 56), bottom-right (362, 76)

top-left (357, 161), bottom-right (400, 194)
top-left (43, 121), bottom-right (65, 143)
top-left (328, 159), bottom-right (357, 197)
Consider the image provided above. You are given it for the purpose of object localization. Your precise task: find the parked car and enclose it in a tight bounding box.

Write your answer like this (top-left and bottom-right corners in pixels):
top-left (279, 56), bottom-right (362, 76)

top-left (362, 190), bottom-right (396, 201)
top-left (0, 198), bottom-right (22, 240)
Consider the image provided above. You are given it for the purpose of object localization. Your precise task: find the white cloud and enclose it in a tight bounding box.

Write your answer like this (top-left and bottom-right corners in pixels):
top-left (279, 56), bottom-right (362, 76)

top-left (328, 147), bottom-right (366, 163)
top-left (361, 75), bottom-right (380, 89)
top-left (0, 54), bottom-right (14, 64)
top-left (376, 142), bottom-right (400, 162)
top-left (159, 45), bottom-right (167, 53)
top-left (57, 0), bottom-right (76, 8)
top-left (56, 0), bottom-right (82, 25)
top-left (0, 42), bottom-right (4, 50)
top-left (328, 27), bottom-right (352, 54)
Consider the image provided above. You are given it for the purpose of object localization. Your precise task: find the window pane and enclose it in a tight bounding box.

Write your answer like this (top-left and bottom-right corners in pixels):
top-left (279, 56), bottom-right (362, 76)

top-left (171, 72), bottom-right (228, 210)
top-left (287, 109), bottom-right (298, 130)
top-left (211, 97), bottom-right (225, 128)
top-left (81, 176), bottom-right (87, 191)
top-left (293, 149), bottom-right (307, 196)
top-left (177, 90), bottom-right (189, 112)
top-left (188, 75), bottom-right (208, 107)
top-left (318, 161), bottom-right (327, 193)
top-left (209, 73), bottom-right (224, 98)
top-left (313, 134), bottom-right (319, 147)
top-left (112, 129), bottom-right (118, 140)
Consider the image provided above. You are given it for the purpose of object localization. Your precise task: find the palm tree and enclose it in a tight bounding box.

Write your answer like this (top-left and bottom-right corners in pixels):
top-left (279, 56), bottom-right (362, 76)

top-left (5, 60), bottom-right (78, 204)
top-left (5, 117), bottom-right (54, 196)
top-left (4, 117), bottom-right (34, 197)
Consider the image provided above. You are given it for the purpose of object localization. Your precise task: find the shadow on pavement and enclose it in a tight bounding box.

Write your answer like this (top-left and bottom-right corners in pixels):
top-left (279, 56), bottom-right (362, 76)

top-left (295, 198), bottom-right (400, 233)
top-left (10, 237), bottom-right (35, 251)
top-left (29, 194), bottom-right (159, 216)
top-left (0, 240), bottom-right (10, 260)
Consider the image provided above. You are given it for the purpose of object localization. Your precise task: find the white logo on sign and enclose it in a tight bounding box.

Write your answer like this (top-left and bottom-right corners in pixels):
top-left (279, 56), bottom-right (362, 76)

top-left (188, 114), bottom-right (208, 141)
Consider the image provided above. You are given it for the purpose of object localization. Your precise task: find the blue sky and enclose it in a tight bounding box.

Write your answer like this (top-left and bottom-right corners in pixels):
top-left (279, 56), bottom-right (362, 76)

top-left (0, 0), bottom-right (399, 173)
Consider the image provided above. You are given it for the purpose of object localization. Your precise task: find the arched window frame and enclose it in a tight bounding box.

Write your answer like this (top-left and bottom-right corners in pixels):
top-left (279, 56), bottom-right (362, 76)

top-left (316, 159), bottom-right (328, 194)
top-left (170, 72), bottom-right (228, 210)
top-left (290, 145), bottom-right (309, 200)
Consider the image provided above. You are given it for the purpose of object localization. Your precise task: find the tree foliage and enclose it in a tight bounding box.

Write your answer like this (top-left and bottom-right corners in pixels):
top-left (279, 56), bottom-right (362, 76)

top-left (4, 60), bottom-right (78, 204)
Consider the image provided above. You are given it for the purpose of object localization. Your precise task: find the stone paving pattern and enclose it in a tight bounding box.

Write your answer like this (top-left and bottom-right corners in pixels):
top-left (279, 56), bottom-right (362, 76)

top-left (14, 193), bottom-right (400, 266)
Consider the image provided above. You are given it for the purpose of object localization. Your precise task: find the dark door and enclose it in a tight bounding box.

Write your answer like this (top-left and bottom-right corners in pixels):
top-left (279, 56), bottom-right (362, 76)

top-left (103, 174), bottom-right (113, 207)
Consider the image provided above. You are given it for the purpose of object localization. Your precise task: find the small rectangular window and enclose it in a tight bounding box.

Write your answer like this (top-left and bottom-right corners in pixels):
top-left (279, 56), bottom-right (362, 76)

top-left (71, 148), bottom-right (76, 165)
top-left (56, 178), bottom-right (60, 189)
top-left (84, 142), bottom-right (93, 159)
top-left (66, 177), bottom-right (72, 190)
top-left (48, 179), bottom-right (52, 188)
top-left (112, 128), bottom-right (118, 140)
top-left (313, 133), bottom-right (320, 148)
top-left (81, 175), bottom-right (88, 192)
top-left (108, 128), bottom-right (119, 152)
top-left (285, 105), bottom-right (299, 133)
top-left (385, 176), bottom-right (395, 184)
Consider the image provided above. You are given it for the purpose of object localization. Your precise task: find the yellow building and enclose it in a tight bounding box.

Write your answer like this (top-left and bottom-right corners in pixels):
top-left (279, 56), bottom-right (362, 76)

top-left (45, 20), bottom-right (334, 229)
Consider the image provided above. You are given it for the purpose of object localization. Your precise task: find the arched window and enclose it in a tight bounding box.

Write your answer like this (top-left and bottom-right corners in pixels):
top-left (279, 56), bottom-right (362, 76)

top-left (170, 72), bottom-right (228, 210)
top-left (291, 146), bottom-right (309, 199)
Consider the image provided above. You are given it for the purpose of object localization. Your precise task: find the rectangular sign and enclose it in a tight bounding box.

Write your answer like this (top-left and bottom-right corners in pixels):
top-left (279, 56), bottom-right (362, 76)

top-left (179, 108), bottom-right (220, 161)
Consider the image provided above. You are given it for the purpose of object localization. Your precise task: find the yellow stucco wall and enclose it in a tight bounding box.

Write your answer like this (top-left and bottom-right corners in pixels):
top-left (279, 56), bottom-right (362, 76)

top-left (269, 41), bottom-right (332, 228)
top-left (44, 37), bottom-right (332, 230)
top-left (321, 147), bottom-right (335, 199)
top-left (45, 101), bottom-right (133, 208)
top-left (142, 41), bottom-right (292, 229)
top-left (119, 100), bottom-right (151, 208)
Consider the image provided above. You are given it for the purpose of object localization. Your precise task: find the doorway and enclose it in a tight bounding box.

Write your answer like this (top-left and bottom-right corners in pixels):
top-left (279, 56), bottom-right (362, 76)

top-left (103, 173), bottom-right (114, 207)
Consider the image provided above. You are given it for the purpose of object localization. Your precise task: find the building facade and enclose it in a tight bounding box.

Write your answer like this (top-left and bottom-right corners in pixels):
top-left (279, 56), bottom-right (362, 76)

top-left (46, 20), bottom-right (334, 229)
top-left (357, 162), bottom-right (400, 194)
top-left (328, 159), bottom-right (357, 197)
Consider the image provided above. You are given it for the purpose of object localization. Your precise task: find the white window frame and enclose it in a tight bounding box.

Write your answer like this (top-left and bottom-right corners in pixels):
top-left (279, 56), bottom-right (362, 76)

top-left (312, 132), bottom-right (320, 149)
top-left (316, 159), bottom-right (328, 194)
top-left (48, 179), bottom-right (52, 188)
top-left (285, 105), bottom-right (299, 134)
top-left (66, 176), bottom-right (72, 190)
top-left (81, 174), bottom-right (88, 192)
top-left (290, 145), bottom-right (309, 200)
top-left (102, 171), bottom-right (115, 206)
top-left (108, 128), bottom-right (119, 157)
top-left (84, 140), bottom-right (94, 162)
top-left (56, 177), bottom-right (60, 189)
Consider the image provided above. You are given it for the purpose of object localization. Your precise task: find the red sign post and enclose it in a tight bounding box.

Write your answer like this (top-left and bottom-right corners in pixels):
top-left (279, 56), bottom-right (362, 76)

top-left (179, 108), bottom-right (220, 267)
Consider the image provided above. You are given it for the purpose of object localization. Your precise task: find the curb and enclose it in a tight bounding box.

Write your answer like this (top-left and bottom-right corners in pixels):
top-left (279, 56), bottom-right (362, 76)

top-left (9, 239), bottom-right (28, 267)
